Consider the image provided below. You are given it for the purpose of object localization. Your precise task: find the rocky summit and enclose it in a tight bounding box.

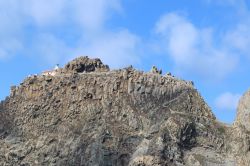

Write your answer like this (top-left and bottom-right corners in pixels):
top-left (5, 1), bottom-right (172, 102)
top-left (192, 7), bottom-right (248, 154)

top-left (0, 56), bottom-right (250, 166)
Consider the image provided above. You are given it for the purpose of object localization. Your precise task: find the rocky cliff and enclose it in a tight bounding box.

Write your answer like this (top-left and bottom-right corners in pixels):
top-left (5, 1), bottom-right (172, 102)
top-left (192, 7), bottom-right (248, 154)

top-left (0, 56), bottom-right (249, 166)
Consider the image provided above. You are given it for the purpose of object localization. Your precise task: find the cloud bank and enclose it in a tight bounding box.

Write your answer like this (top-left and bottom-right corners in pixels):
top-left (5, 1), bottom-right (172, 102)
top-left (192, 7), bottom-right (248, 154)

top-left (0, 0), bottom-right (140, 68)
top-left (154, 12), bottom-right (238, 80)
top-left (1, 0), bottom-right (250, 80)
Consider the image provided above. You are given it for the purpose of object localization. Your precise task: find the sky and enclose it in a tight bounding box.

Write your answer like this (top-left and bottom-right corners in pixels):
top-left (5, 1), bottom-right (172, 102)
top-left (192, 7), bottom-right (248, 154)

top-left (1, 0), bottom-right (250, 123)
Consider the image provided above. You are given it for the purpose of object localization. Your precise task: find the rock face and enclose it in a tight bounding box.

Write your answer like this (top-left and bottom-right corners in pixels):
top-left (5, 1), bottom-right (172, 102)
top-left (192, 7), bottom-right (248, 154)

top-left (230, 90), bottom-right (250, 166)
top-left (235, 89), bottom-right (250, 131)
top-left (0, 56), bottom-right (249, 166)
top-left (63, 56), bottom-right (110, 73)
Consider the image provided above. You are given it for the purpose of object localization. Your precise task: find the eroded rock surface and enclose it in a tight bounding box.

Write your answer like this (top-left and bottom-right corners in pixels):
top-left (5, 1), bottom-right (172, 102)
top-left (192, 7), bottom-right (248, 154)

top-left (0, 56), bottom-right (249, 166)
top-left (63, 56), bottom-right (109, 73)
top-left (235, 89), bottom-right (250, 131)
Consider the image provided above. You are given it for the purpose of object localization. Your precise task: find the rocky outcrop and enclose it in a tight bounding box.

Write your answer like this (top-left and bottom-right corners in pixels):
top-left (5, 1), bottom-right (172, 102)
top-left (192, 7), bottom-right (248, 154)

top-left (229, 90), bottom-right (250, 166)
top-left (150, 66), bottom-right (162, 74)
top-left (63, 56), bottom-right (109, 73)
top-left (235, 89), bottom-right (250, 131)
top-left (0, 56), bottom-right (249, 166)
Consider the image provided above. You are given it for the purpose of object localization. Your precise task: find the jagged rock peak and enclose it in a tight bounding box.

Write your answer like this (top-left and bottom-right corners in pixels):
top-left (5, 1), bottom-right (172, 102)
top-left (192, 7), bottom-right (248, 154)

top-left (235, 89), bottom-right (250, 131)
top-left (63, 56), bottom-right (110, 73)
top-left (150, 66), bottom-right (162, 74)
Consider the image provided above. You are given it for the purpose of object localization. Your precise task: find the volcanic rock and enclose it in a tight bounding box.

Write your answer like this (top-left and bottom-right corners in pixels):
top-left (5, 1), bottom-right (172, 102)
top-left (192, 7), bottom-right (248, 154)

top-left (63, 56), bottom-right (109, 73)
top-left (0, 56), bottom-right (249, 166)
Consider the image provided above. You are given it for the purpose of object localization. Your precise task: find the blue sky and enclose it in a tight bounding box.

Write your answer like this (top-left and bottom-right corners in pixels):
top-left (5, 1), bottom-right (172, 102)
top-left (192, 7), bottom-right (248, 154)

top-left (1, 0), bottom-right (250, 123)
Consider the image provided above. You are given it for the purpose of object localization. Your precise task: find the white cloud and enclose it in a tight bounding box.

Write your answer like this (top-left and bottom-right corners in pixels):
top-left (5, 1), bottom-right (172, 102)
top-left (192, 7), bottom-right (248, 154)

top-left (28, 30), bottom-right (140, 68)
top-left (76, 30), bottom-right (141, 68)
top-left (0, 1), bottom-right (24, 59)
top-left (21, 0), bottom-right (122, 29)
top-left (34, 29), bottom-right (141, 69)
top-left (0, 1), bottom-right (23, 32)
top-left (3, 0), bottom-right (247, 75)
top-left (23, 0), bottom-right (140, 69)
top-left (0, 38), bottom-right (23, 60)
top-left (224, 23), bottom-right (250, 56)
top-left (155, 12), bottom-right (238, 80)
top-left (30, 29), bottom-right (140, 69)
top-left (0, 0), bottom-right (137, 68)
top-left (155, 13), bottom-right (198, 63)
top-left (32, 34), bottom-right (72, 65)
top-left (23, 0), bottom-right (66, 26)
top-left (17, 0), bottom-right (123, 28)
top-left (215, 92), bottom-right (241, 110)
top-left (205, 0), bottom-right (250, 60)
top-left (72, 0), bottom-right (122, 31)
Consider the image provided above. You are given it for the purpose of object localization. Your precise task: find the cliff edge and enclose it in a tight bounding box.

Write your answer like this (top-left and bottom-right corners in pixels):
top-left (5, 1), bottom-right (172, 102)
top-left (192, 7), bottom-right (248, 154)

top-left (0, 56), bottom-right (249, 166)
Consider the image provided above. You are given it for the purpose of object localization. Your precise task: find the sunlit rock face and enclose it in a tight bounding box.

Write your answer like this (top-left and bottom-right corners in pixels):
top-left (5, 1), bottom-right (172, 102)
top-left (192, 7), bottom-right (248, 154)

top-left (235, 89), bottom-right (250, 131)
top-left (230, 89), bottom-right (250, 166)
top-left (0, 56), bottom-right (249, 166)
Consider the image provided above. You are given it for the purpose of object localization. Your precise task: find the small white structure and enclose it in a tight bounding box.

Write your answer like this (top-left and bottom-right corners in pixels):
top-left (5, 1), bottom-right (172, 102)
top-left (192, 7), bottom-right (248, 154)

top-left (42, 64), bottom-right (60, 76)
top-left (54, 64), bottom-right (59, 70)
top-left (42, 70), bottom-right (56, 76)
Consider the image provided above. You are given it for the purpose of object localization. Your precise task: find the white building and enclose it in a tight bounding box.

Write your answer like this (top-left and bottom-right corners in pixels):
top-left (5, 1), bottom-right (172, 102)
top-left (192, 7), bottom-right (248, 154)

top-left (42, 64), bottom-right (60, 76)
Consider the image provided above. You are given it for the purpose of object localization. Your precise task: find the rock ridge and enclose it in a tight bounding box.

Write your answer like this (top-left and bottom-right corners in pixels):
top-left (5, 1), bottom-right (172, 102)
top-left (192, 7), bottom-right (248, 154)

top-left (0, 56), bottom-right (249, 166)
